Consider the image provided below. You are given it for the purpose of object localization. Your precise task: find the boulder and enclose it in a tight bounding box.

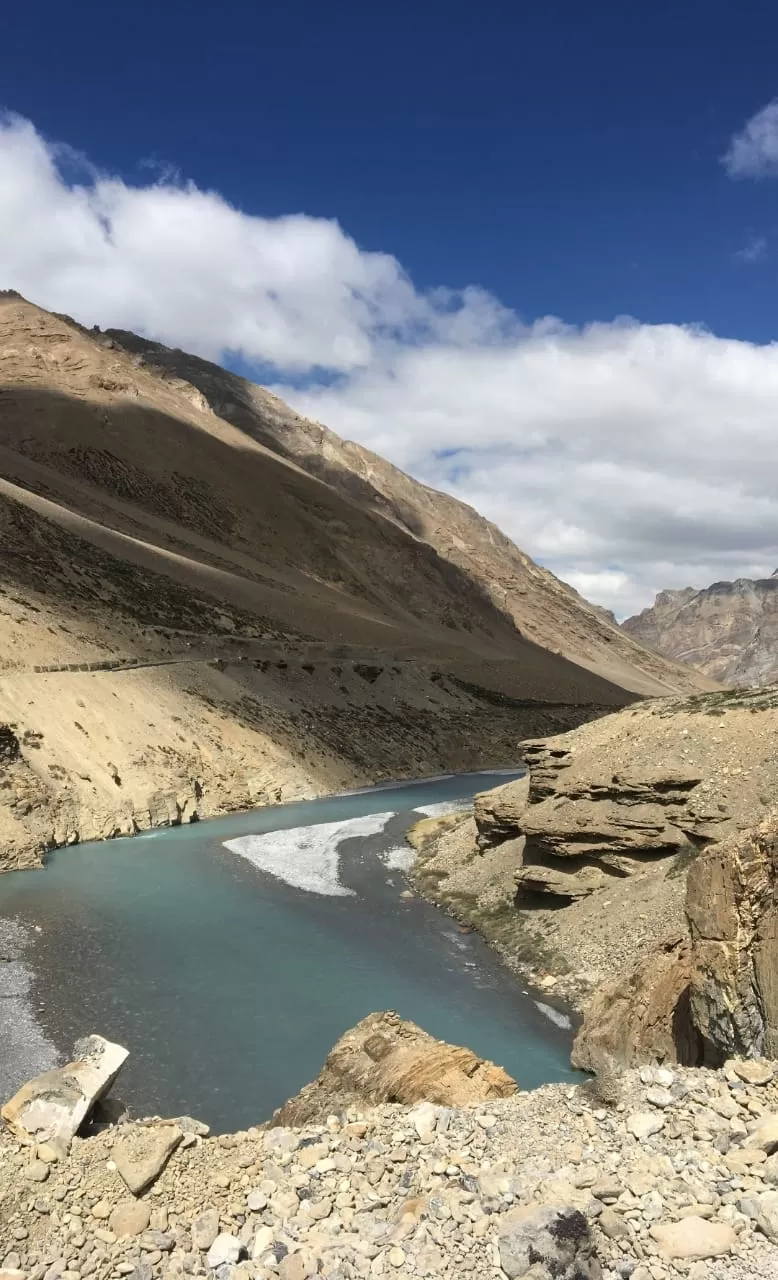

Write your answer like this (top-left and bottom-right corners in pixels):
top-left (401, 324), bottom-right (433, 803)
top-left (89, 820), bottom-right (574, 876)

top-left (112, 1123), bottom-right (183, 1194)
top-left (1, 1034), bottom-right (128, 1151)
top-left (649, 1216), bottom-right (736, 1260)
top-left (744, 1115), bottom-right (778, 1155)
top-left (473, 774), bottom-right (529, 848)
top-left (272, 1010), bottom-right (516, 1126)
top-left (626, 1112), bottom-right (665, 1140)
top-left (730, 1058), bottom-right (774, 1085)
top-left (756, 1190), bottom-right (778, 1241)
top-left (496, 1203), bottom-right (601, 1279)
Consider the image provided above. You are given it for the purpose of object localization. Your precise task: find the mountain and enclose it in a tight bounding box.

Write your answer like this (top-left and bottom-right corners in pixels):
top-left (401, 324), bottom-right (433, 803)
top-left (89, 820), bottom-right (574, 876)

top-left (623, 573), bottom-right (778, 685)
top-left (103, 324), bottom-right (711, 699)
top-left (0, 292), bottom-right (711, 869)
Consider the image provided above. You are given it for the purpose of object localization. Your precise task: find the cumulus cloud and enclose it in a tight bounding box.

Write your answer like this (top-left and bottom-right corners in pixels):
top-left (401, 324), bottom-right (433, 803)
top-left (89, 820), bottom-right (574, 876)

top-left (2, 111), bottom-right (778, 618)
top-left (722, 100), bottom-right (778, 178)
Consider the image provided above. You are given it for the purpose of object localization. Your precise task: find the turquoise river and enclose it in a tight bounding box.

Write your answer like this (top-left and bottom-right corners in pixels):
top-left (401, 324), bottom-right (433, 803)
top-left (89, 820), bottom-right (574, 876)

top-left (0, 771), bottom-right (579, 1132)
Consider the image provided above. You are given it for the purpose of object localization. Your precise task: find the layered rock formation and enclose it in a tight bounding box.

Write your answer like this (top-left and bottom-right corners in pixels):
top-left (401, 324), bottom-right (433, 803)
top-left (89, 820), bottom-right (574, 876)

top-left (0, 292), bottom-right (711, 869)
top-left (572, 812), bottom-right (778, 1069)
top-left (409, 684), bottom-right (778, 1010)
top-left (577, 811), bottom-right (778, 1069)
top-left (272, 1011), bottom-right (516, 1127)
top-left (623, 572), bottom-right (778, 685)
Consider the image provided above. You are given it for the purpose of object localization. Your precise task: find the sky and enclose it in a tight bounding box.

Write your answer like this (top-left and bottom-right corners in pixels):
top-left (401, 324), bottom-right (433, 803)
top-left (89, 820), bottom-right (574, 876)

top-left (3, 0), bottom-right (778, 617)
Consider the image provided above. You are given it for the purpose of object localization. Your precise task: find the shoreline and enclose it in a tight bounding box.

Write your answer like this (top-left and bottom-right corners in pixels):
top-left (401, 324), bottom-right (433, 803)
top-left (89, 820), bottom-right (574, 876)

top-left (405, 808), bottom-right (589, 1017)
top-left (3, 763), bottom-right (524, 877)
top-left (406, 839), bottom-right (581, 1027)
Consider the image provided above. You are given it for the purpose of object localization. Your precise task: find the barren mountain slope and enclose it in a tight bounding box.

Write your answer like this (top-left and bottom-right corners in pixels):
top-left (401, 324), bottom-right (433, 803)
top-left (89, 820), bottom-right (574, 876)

top-left (623, 573), bottom-right (778, 685)
top-left (0, 292), bottom-right (662, 868)
top-left (104, 325), bottom-right (712, 697)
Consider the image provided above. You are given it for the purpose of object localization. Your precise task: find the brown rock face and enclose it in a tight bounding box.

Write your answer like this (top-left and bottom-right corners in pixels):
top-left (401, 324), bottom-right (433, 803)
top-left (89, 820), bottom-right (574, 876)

top-left (623, 574), bottom-right (778, 685)
top-left (272, 1011), bottom-right (516, 1126)
top-left (686, 814), bottom-right (778, 1060)
top-left (574, 811), bottom-right (778, 1068)
top-left (473, 774), bottom-right (530, 848)
top-left (572, 937), bottom-right (702, 1069)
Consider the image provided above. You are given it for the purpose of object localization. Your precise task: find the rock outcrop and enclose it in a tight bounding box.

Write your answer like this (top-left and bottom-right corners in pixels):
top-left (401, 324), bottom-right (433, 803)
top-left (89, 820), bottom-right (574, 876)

top-left (473, 774), bottom-right (530, 848)
top-left (1, 1034), bottom-right (127, 1152)
top-left (574, 810), bottom-right (778, 1069)
top-left (518, 740), bottom-right (720, 865)
top-left (686, 812), bottom-right (778, 1061)
top-left (571, 938), bottom-right (700, 1070)
top-left (623, 571), bottom-right (778, 685)
top-left (272, 1011), bottom-right (517, 1126)
top-left (409, 684), bottom-right (778, 1012)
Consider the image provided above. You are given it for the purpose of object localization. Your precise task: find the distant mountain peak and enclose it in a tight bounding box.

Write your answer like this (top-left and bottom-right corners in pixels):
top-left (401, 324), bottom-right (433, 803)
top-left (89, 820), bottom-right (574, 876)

top-left (624, 572), bottom-right (778, 685)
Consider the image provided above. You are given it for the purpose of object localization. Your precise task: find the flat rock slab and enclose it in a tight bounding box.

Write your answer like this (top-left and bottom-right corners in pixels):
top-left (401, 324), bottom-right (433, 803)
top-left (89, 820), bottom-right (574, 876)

top-left (744, 1114), bottom-right (778, 1154)
top-left (1, 1035), bottom-right (128, 1151)
top-left (650, 1216), bottom-right (736, 1260)
top-left (206, 1234), bottom-right (243, 1268)
top-left (729, 1058), bottom-right (775, 1085)
top-left (626, 1112), bottom-right (665, 1140)
top-left (113, 1123), bottom-right (182, 1195)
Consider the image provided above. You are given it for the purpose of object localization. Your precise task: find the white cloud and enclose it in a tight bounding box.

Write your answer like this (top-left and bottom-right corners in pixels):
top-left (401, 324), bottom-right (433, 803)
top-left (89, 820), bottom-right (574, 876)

top-left (735, 234), bottom-right (767, 263)
top-left (723, 100), bottom-right (778, 178)
top-left (3, 111), bottom-right (778, 619)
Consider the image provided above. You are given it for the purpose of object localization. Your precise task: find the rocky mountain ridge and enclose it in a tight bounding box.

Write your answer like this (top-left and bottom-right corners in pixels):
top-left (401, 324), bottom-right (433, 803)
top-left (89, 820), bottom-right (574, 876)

top-left (623, 573), bottom-right (778, 685)
top-left (101, 317), bottom-right (711, 701)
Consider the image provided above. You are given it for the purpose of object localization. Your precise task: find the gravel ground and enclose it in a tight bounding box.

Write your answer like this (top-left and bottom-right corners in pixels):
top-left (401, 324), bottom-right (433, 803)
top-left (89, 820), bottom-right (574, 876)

top-left (3, 1060), bottom-right (778, 1279)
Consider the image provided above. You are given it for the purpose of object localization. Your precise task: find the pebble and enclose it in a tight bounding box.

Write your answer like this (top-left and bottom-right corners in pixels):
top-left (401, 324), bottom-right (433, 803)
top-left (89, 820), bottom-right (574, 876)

top-left (206, 1234), bottom-right (243, 1268)
top-left (108, 1201), bottom-right (151, 1239)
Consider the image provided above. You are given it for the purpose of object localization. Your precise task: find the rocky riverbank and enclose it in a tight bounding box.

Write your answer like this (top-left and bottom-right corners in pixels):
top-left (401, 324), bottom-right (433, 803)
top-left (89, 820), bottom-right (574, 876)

top-left (4, 1037), bottom-right (778, 1279)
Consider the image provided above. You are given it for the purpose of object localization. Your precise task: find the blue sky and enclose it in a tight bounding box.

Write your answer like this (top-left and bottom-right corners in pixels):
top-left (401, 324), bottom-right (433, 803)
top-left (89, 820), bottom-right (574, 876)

top-left (3, 0), bottom-right (778, 615)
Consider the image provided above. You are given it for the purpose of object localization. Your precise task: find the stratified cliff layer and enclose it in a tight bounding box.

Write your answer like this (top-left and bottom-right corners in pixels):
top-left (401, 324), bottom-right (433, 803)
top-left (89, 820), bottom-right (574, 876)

top-left (408, 685), bottom-right (778, 1010)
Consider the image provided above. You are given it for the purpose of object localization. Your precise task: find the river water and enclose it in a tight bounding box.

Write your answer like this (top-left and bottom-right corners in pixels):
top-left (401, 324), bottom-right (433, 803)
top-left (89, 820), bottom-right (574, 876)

top-left (0, 772), bottom-right (578, 1131)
